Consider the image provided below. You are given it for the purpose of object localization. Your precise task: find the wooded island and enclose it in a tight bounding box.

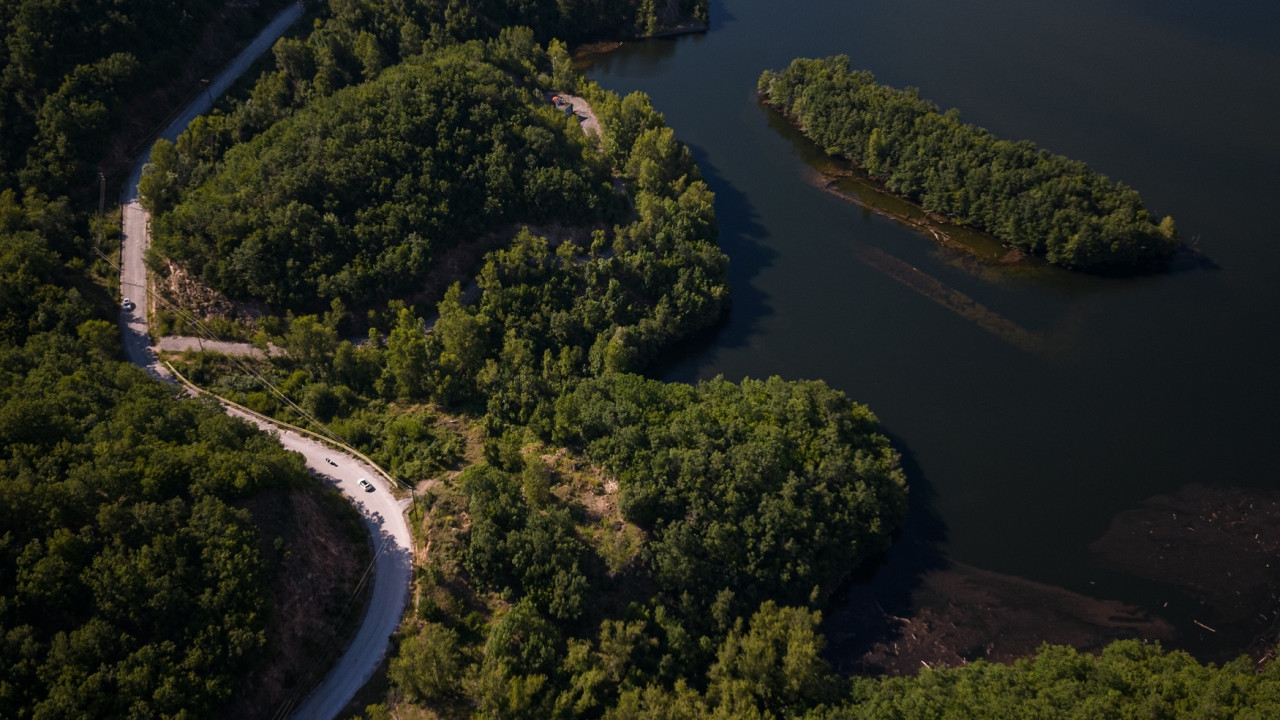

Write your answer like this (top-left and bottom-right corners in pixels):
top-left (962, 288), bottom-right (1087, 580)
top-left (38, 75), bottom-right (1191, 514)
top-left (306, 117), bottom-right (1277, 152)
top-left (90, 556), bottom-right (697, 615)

top-left (758, 56), bottom-right (1179, 271)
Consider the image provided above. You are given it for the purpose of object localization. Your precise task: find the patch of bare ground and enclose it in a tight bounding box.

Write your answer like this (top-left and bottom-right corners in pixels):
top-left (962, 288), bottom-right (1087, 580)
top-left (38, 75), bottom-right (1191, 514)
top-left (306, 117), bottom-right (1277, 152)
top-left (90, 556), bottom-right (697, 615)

top-left (832, 562), bottom-right (1173, 677)
top-left (572, 41), bottom-right (624, 66)
top-left (539, 444), bottom-right (656, 615)
top-left (1090, 484), bottom-right (1280, 661)
top-left (157, 259), bottom-right (269, 325)
top-left (222, 485), bottom-right (371, 720)
top-left (812, 170), bottom-right (1028, 267)
top-left (409, 432), bottom-right (653, 643)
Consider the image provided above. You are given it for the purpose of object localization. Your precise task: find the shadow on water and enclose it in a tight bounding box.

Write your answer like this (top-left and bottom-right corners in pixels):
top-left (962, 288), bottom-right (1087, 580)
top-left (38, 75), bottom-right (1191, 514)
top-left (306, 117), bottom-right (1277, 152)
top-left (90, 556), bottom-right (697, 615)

top-left (580, 33), bottom-right (680, 76)
top-left (821, 432), bottom-right (949, 673)
top-left (760, 97), bottom-right (1219, 287)
top-left (649, 142), bottom-right (778, 382)
top-left (821, 431), bottom-right (1189, 676)
top-left (708, 0), bottom-right (737, 33)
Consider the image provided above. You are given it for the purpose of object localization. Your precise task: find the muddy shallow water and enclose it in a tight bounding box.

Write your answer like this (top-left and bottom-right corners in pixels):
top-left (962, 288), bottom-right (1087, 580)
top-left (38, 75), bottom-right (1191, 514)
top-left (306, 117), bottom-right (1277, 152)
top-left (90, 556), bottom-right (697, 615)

top-left (824, 483), bottom-right (1280, 675)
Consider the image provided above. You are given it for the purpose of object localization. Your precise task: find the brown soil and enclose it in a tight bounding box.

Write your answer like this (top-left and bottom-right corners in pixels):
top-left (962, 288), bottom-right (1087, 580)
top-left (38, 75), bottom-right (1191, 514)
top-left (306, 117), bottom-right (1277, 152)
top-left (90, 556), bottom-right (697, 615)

top-left (159, 259), bottom-right (268, 323)
top-left (831, 562), bottom-right (1173, 676)
top-left (573, 41), bottom-right (624, 65)
top-left (1090, 484), bottom-right (1280, 660)
top-left (813, 170), bottom-right (1029, 268)
top-left (222, 485), bottom-right (371, 720)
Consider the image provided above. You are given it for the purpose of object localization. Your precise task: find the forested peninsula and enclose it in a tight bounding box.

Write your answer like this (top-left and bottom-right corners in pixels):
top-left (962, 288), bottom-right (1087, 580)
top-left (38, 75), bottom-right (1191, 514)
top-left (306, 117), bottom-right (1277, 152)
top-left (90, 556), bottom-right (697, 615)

top-left (142, 12), bottom-right (912, 717)
top-left (758, 56), bottom-right (1179, 271)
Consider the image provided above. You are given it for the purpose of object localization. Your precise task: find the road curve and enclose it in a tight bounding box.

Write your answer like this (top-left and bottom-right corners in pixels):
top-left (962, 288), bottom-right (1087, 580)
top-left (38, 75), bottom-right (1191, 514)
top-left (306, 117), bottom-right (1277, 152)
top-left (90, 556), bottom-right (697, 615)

top-left (224, 408), bottom-right (412, 720)
top-left (117, 5), bottom-right (415, 719)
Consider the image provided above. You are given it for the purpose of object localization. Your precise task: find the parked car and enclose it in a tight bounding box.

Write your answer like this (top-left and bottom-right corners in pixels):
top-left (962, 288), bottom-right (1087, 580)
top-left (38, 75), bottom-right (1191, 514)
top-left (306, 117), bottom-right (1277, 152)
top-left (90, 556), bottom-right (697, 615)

top-left (122, 297), bottom-right (135, 311)
top-left (358, 478), bottom-right (374, 492)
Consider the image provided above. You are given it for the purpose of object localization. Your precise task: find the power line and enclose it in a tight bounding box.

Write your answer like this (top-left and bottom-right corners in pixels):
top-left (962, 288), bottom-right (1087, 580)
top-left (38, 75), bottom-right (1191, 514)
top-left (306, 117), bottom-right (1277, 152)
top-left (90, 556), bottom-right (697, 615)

top-left (101, 239), bottom-right (418, 719)
top-left (97, 243), bottom-right (413, 492)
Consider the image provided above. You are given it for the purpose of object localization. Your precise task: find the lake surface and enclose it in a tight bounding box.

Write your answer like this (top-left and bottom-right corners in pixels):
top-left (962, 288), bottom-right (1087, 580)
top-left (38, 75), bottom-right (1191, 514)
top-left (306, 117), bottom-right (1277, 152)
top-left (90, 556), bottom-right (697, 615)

top-left (583, 0), bottom-right (1280, 660)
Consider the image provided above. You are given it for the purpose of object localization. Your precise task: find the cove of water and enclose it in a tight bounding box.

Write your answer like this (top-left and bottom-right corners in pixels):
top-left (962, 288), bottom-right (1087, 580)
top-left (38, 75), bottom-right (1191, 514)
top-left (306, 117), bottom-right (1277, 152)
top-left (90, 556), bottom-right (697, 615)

top-left (583, 0), bottom-right (1280, 662)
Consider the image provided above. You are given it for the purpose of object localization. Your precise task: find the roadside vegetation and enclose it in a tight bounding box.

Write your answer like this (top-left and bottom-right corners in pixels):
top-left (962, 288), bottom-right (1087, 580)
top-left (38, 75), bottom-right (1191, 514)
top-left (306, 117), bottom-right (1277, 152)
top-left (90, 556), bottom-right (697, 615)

top-left (0, 197), bottom-right (369, 719)
top-left (0, 3), bottom-right (376, 719)
top-left (0, 0), bottom-right (292, 194)
top-left (758, 56), bottom-right (1179, 271)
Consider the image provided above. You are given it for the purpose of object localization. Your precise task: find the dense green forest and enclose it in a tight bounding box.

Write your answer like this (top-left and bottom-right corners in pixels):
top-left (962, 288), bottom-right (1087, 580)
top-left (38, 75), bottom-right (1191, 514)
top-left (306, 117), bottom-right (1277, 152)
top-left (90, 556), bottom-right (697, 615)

top-left (0, 193), bottom-right (344, 718)
top-left (149, 41), bottom-right (616, 308)
top-left (553, 375), bottom-right (907, 616)
top-left (587, 640), bottom-right (1280, 719)
top-left (0, 0), bottom-right (288, 194)
top-left (758, 56), bottom-right (1179, 271)
top-left (145, 11), bottom-right (1280, 719)
top-left (156, 31), bottom-right (728, 431)
top-left (7, 0), bottom-right (1277, 717)
top-left (0, 4), bottom-right (377, 717)
top-left (149, 23), bottom-right (911, 719)
top-left (359, 373), bottom-right (906, 719)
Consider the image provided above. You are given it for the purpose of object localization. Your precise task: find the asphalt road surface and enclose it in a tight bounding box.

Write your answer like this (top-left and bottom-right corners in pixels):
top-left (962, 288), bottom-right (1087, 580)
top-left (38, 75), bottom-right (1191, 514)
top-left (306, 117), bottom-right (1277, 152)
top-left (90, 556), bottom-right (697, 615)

top-left (223, 409), bottom-right (413, 720)
top-left (117, 5), bottom-right (416, 719)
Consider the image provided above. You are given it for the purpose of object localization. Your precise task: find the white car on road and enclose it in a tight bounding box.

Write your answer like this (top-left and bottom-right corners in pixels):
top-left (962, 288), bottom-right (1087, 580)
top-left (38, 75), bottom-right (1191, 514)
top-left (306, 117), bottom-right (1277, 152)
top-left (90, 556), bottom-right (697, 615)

top-left (358, 478), bottom-right (374, 492)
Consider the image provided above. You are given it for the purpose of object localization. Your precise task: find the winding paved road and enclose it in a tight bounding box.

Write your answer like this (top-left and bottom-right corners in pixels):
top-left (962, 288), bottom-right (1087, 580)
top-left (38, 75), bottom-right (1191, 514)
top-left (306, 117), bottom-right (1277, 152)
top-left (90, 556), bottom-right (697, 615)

top-left (117, 5), bottom-right (414, 719)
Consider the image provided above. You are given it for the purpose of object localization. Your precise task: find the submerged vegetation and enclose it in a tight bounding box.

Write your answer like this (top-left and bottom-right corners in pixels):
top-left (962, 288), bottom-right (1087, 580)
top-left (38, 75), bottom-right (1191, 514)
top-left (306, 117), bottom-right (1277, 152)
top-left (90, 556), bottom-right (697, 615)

top-left (758, 56), bottom-right (1179, 271)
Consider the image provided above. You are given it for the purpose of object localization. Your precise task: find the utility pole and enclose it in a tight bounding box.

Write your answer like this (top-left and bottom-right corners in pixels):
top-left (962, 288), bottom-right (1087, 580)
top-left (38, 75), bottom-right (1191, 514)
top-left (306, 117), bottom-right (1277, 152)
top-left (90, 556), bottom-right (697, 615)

top-left (97, 171), bottom-right (106, 249)
top-left (200, 78), bottom-right (213, 106)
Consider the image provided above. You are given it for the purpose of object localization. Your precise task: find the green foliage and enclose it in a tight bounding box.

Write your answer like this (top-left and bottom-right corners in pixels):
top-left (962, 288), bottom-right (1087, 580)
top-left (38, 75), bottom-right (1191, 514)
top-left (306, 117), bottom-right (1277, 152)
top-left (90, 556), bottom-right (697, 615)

top-left (758, 56), bottom-right (1179, 271)
top-left (0, 0), bottom-right (247, 193)
top-left (151, 44), bottom-right (613, 309)
top-left (522, 455), bottom-right (553, 507)
top-left (0, 190), bottom-right (93, 345)
top-left (823, 641), bottom-right (1280, 720)
top-left (462, 465), bottom-right (589, 621)
top-left (554, 374), bottom-right (908, 617)
top-left (0, 331), bottom-right (311, 719)
top-left (597, 638), bottom-right (1280, 720)
top-left (211, 62), bottom-right (730, 430)
top-left (389, 622), bottom-right (463, 702)
top-left (476, 598), bottom-right (561, 718)
top-left (707, 602), bottom-right (838, 717)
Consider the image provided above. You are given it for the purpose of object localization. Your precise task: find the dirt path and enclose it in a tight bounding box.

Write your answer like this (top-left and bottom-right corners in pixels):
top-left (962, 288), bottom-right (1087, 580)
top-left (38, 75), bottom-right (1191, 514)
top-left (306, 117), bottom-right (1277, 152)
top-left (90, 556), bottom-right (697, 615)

top-left (555, 92), bottom-right (601, 138)
top-left (156, 336), bottom-right (275, 357)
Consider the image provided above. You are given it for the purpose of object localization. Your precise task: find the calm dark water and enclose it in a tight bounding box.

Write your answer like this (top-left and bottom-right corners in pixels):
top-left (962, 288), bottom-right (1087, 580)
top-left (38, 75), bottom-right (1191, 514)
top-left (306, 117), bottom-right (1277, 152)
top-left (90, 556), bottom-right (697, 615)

top-left (584, 0), bottom-right (1280, 655)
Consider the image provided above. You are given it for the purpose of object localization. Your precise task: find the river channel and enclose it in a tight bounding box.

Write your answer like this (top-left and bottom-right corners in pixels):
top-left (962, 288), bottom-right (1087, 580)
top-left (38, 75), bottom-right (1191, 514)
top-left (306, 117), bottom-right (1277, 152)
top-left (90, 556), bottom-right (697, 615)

top-left (582, 0), bottom-right (1280, 668)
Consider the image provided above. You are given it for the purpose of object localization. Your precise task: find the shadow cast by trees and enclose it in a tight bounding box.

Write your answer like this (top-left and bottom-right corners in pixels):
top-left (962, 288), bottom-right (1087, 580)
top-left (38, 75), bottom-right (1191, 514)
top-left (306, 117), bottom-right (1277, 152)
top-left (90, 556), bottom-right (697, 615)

top-left (648, 142), bottom-right (778, 381)
top-left (821, 432), bottom-right (950, 674)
